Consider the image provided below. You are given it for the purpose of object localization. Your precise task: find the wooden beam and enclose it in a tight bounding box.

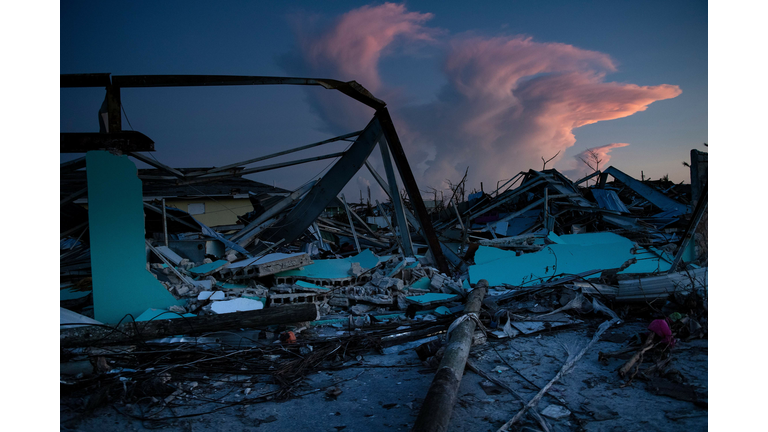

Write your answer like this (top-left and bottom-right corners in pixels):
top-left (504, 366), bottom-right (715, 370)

top-left (60, 303), bottom-right (320, 348)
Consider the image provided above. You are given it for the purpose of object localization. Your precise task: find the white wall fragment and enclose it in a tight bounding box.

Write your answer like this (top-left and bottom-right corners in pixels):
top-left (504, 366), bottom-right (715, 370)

top-left (211, 298), bottom-right (264, 314)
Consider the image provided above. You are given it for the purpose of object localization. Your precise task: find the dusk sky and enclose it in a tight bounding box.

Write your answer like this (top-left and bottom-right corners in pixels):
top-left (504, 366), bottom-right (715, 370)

top-left (60, 1), bottom-right (707, 200)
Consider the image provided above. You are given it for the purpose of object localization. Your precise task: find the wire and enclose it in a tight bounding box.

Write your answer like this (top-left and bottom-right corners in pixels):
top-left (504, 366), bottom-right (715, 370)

top-left (120, 102), bottom-right (134, 131)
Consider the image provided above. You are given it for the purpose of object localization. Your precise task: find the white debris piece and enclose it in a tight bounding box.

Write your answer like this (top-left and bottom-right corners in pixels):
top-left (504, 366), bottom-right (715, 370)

top-left (540, 404), bottom-right (571, 420)
top-left (211, 298), bottom-right (264, 314)
top-left (197, 291), bottom-right (225, 301)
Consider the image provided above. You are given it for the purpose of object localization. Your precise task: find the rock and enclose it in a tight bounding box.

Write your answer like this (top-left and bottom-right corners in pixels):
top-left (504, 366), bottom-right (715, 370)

top-left (540, 405), bottom-right (571, 420)
top-left (203, 258), bottom-right (213, 264)
top-left (226, 253), bottom-right (238, 262)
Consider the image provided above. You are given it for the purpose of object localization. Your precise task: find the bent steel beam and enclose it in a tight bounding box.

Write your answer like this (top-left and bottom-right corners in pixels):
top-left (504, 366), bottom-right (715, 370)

top-left (61, 132), bottom-right (154, 153)
top-left (200, 130), bottom-right (363, 176)
top-left (255, 116), bottom-right (384, 249)
top-left (379, 140), bottom-right (414, 256)
top-left (377, 108), bottom-right (450, 274)
top-left (602, 166), bottom-right (689, 214)
top-left (109, 75), bottom-right (385, 110)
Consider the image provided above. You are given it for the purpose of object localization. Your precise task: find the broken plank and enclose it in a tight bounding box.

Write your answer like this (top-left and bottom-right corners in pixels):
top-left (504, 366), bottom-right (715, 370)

top-left (60, 303), bottom-right (319, 347)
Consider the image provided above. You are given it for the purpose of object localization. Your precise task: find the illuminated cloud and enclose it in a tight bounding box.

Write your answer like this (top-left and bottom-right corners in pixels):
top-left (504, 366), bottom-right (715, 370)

top-left (284, 3), bottom-right (683, 194)
top-left (283, 2), bottom-right (439, 134)
top-left (299, 3), bottom-right (437, 93)
top-left (561, 143), bottom-right (631, 180)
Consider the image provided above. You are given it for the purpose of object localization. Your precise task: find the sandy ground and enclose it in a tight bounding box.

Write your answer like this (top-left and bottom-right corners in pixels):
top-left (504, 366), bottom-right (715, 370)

top-left (61, 319), bottom-right (707, 431)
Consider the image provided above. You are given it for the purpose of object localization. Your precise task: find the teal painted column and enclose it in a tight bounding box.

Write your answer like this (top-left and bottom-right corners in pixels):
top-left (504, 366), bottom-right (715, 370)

top-left (86, 151), bottom-right (181, 324)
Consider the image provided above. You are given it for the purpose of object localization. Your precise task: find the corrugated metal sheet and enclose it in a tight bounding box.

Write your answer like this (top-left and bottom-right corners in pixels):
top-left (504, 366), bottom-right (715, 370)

top-left (592, 189), bottom-right (629, 213)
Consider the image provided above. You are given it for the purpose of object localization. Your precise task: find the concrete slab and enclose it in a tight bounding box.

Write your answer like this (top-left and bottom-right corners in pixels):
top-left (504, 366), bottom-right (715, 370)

top-left (405, 293), bottom-right (459, 306)
top-left (276, 250), bottom-right (379, 280)
top-left (469, 232), bottom-right (644, 286)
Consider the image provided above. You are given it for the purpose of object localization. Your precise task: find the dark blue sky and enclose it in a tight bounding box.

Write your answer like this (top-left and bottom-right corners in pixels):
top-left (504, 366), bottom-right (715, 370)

top-left (61, 1), bottom-right (707, 195)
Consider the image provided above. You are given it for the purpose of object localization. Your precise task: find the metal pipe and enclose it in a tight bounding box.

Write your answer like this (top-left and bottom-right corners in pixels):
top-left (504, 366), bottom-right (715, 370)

top-left (162, 198), bottom-right (169, 247)
top-left (341, 194), bottom-right (361, 253)
top-left (200, 131), bottom-right (362, 176)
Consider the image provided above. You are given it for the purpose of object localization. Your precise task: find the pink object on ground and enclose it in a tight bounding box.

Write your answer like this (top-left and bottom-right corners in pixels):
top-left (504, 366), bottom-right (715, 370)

top-left (648, 319), bottom-right (675, 347)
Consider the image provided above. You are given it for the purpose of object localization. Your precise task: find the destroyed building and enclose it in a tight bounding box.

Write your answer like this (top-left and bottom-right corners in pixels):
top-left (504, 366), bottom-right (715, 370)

top-left (60, 74), bottom-right (708, 432)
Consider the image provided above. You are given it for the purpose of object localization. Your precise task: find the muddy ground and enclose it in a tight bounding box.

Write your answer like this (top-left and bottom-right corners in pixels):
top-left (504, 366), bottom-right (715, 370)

top-left (60, 319), bottom-right (707, 431)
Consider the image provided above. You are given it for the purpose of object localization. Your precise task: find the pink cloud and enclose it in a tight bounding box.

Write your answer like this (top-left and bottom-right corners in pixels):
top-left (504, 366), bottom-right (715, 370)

top-left (408, 36), bottom-right (681, 189)
top-left (300, 3), bottom-right (437, 93)
top-left (562, 143), bottom-right (631, 180)
top-left (284, 4), bottom-right (683, 196)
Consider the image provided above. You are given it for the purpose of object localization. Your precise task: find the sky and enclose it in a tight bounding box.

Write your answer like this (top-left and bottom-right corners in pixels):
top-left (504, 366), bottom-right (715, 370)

top-left (60, 0), bottom-right (707, 201)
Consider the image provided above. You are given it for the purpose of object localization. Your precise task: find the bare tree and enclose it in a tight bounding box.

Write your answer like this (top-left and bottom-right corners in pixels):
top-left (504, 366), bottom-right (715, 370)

top-left (541, 151), bottom-right (561, 170)
top-left (421, 187), bottom-right (444, 215)
top-left (446, 167), bottom-right (469, 204)
top-left (578, 148), bottom-right (603, 186)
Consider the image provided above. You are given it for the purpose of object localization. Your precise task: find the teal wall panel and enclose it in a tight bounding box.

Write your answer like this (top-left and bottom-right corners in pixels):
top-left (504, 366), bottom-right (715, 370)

top-left (86, 151), bottom-right (181, 324)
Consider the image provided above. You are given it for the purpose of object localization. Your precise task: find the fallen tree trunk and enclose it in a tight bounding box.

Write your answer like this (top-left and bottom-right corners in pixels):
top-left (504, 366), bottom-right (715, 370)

top-left (411, 280), bottom-right (487, 432)
top-left (60, 303), bottom-right (319, 348)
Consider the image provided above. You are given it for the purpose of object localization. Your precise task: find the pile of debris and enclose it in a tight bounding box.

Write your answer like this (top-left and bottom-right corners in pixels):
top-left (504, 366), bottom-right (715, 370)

top-left (61, 156), bottom-right (707, 430)
top-left (60, 74), bottom-right (707, 431)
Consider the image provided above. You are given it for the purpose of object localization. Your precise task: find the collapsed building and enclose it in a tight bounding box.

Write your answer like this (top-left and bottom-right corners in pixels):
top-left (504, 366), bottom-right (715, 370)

top-left (60, 74), bottom-right (708, 432)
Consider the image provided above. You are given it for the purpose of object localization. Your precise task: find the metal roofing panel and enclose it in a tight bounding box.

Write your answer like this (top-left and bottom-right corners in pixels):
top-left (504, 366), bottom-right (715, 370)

top-left (591, 188), bottom-right (629, 213)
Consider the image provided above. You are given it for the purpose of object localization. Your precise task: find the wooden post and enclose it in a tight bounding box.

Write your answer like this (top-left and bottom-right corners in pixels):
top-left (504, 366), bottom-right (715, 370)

top-left (411, 280), bottom-right (488, 432)
top-left (60, 303), bottom-right (319, 348)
